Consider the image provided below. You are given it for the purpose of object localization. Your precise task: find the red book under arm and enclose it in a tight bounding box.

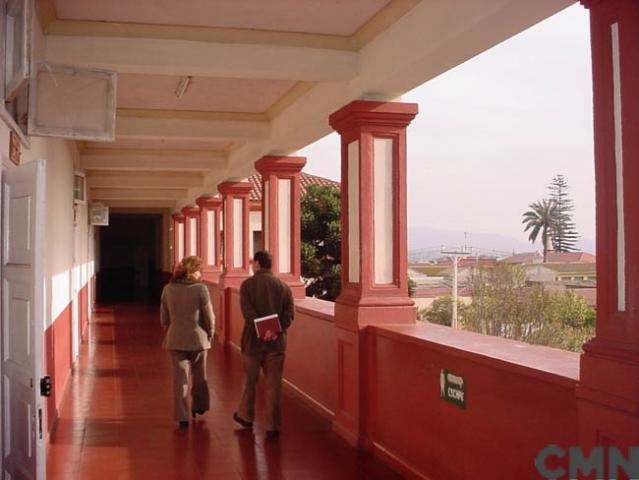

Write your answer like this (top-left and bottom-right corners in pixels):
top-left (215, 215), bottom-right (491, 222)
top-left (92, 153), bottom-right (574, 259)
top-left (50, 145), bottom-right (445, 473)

top-left (254, 313), bottom-right (282, 338)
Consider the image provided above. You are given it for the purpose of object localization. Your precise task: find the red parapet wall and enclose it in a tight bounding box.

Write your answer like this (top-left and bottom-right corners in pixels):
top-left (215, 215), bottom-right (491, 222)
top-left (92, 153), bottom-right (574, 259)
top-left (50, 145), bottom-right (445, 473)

top-left (366, 323), bottom-right (579, 480)
top-left (285, 298), bottom-right (337, 416)
top-left (44, 304), bottom-right (73, 432)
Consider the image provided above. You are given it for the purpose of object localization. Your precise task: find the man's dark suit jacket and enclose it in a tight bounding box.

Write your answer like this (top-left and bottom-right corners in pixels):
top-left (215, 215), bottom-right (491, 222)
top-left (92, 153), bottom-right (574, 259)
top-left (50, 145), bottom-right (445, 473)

top-left (239, 269), bottom-right (295, 355)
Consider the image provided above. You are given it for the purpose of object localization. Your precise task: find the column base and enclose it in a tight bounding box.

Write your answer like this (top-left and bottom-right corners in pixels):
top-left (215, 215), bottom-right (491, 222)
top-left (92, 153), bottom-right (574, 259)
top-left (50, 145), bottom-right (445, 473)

top-left (334, 295), bottom-right (416, 330)
top-left (578, 339), bottom-right (639, 448)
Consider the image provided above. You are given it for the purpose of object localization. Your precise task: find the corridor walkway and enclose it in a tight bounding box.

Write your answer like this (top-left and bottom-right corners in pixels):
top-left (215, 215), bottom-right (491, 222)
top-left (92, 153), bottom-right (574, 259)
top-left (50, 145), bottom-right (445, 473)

top-left (46, 304), bottom-right (405, 480)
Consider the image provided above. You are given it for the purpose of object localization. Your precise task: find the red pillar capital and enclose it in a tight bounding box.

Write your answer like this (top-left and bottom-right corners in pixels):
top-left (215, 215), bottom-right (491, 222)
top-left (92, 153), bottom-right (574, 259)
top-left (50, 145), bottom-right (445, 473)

top-left (578, 0), bottom-right (639, 450)
top-left (196, 195), bottom-right (223, 282)
top-left (255, 155), bottom-right (307, 298)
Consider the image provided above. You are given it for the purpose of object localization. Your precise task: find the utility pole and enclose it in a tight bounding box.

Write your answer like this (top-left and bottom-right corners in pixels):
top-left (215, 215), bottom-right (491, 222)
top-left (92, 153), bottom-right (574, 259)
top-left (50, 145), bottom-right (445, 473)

top-left (441, 245), bottom-right (471, 328)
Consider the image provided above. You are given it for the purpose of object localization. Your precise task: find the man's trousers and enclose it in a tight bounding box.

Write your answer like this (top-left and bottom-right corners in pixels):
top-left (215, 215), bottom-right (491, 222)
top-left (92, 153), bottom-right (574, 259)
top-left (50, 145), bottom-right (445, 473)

top-left (238, 350), bottom-right (285, 431)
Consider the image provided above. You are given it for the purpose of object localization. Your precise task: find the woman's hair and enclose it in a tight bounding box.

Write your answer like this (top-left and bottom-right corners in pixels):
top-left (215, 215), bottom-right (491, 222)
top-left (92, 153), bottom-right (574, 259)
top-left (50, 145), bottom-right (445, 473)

top-left (173, 256), bottom-right (203, 281)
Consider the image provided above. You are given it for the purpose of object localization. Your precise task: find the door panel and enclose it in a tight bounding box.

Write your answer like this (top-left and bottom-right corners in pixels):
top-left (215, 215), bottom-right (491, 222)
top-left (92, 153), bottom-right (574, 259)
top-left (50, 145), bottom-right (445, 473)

top-left (2, 160), bottom-right (45, 480)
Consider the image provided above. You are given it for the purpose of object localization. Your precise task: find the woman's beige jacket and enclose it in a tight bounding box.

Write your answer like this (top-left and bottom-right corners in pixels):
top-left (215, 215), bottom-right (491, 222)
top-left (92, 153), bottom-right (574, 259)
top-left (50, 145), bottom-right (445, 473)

top-left (160, 278), bottom-right (215, 351)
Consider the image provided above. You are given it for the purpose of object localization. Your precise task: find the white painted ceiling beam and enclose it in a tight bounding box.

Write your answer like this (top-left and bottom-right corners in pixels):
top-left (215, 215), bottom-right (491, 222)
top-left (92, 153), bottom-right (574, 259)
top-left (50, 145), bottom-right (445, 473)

top-left (91, 187), bottom-right (189, 201)
top-left (87, 172), bottom-right (204, 189)
top-left (45, 35), bottom-right (358, 82)
top-left (81, 149), bottom-right (227, 172)
top-left (116, 110), bottom-right (270, 142)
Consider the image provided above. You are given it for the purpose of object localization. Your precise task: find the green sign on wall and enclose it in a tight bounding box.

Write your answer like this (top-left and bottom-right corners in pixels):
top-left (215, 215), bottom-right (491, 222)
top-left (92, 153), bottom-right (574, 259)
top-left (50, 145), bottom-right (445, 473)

top-left (440, 369), bottom-right (466, 409)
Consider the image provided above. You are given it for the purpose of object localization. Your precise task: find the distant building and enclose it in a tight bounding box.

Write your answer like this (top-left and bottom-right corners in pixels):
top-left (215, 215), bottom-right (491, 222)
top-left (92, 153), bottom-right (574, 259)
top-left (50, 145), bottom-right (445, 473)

top-left (501, 251), bottom-right (596, 265)
top-left (499, 250), bottom-right (596, 282)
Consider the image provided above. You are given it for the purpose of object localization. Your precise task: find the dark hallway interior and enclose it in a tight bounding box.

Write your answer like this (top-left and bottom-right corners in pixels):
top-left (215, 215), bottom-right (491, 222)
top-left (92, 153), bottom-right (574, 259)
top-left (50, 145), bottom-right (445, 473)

top-left (97, 214), bottom-right (164, 304)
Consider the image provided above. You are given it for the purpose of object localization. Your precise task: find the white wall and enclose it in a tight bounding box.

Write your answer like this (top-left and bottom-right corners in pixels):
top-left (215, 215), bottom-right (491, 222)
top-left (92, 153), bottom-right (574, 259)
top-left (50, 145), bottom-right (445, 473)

top-left (25, 137), bottom-right (87, 329)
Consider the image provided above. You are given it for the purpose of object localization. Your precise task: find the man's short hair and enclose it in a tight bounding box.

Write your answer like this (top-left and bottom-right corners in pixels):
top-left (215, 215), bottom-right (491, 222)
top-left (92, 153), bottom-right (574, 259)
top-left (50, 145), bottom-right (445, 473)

top-left (254, 250), bottom-right (272, 269)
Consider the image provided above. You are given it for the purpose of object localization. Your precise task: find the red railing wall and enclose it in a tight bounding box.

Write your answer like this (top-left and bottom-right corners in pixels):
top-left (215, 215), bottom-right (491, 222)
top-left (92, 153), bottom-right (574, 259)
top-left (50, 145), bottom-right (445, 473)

top-left (366, 324), bottom-right (579, 479)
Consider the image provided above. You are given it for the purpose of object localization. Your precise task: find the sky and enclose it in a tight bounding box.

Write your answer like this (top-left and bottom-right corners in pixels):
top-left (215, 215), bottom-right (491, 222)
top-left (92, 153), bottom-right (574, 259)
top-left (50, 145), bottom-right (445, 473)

top-left (298, 4), bottom-right (595, 252)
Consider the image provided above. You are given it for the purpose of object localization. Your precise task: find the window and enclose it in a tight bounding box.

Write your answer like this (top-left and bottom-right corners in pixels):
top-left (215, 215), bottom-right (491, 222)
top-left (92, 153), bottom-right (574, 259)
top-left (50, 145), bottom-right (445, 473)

top-left (73, 172), bottom-right (86, 204)
top-left (5, 0), bottom-right (29, 101)
top-left (0, 0), bottom-right (31, 140)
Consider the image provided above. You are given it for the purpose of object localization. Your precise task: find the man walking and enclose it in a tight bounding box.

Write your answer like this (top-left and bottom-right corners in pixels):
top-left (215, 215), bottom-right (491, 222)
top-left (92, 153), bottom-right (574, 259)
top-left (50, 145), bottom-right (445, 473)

top-left (234, 250), bottom-right (295, 438)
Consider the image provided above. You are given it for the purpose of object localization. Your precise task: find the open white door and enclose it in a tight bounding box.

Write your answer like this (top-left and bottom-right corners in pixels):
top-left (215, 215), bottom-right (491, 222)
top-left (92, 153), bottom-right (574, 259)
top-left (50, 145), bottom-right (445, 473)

top-left (2, 160), bottom-right (46, 480)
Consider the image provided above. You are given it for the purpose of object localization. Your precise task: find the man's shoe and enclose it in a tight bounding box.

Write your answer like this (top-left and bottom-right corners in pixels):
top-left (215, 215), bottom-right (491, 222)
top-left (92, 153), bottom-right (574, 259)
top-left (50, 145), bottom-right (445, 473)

top-left (233, 412), bottom-right (253, 429)
top-left (266, 430), bottom-right (280, 439)
top-left (178, 421), bottom-right (189, 429)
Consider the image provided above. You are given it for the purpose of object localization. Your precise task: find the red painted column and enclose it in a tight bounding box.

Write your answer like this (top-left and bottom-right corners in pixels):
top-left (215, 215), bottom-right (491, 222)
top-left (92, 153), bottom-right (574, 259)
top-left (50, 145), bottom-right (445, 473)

top-left (255, 155), bottom-right (307, 298)
top-left (578, 0), bottom-right (639, 450)
top-left (328, 100), bottom-right (418, 445)
top-left (171, 213), bottom-right (185, 268)
top-left (217, 181), bottom-right (253, 344)
top-left (196, 196), bottom-right (223, 282)
top-left (181, 205), bottom-right (200, 257)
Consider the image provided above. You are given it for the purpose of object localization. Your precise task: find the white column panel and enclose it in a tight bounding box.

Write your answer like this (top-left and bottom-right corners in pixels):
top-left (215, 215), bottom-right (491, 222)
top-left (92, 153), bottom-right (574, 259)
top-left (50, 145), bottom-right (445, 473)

top-left (373, 138), bottom-right (394, 284)
top-left (207, 210), bottom-right (215, 266)
top-left (264, 181), bottom-right (270, 251)
top-left (233, 198), bottom-right (244, 268)
top-left (278, 179), bottom-right (292, 274)
top-left (177, 223), bottom-right (185, 261)
top-left (189, 217), bottom-right (197, 255)
top-left (348, 141), bottom-right (360, 283)
top-left (612, 22), bottom-right (626, 312)
top-left (249, 210), bottom-right (262, 257)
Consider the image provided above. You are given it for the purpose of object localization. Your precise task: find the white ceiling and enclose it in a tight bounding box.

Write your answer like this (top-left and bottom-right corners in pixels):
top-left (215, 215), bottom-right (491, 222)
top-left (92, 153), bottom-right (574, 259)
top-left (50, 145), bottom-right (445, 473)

top-left (116, 74), bottom-right (295, 113)
top-left (45, 0), bottom-right (574, 211)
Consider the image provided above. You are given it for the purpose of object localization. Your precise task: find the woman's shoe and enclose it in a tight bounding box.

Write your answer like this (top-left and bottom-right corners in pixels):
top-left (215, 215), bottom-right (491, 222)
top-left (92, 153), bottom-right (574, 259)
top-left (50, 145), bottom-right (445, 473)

top-left (191, 410), bottom-right (205, 419)
top-left (178, 421), bottom-right (189, 429)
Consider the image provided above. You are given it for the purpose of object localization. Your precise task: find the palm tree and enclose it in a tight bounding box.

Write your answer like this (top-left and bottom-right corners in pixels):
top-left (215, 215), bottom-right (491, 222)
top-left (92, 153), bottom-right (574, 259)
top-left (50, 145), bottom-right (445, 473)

top-left (522, 199), bottom-right (559, 262)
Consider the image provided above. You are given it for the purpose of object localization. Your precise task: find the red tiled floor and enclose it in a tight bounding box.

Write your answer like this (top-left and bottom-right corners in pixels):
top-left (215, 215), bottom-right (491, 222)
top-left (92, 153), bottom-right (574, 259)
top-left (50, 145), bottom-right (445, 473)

top-left (47, 304), bottom-right (405, 479)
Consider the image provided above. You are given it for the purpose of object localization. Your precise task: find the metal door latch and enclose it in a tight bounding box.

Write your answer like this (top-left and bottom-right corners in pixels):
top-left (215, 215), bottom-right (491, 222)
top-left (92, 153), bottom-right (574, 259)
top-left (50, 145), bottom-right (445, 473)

top-left (39, 376), bottom-right (52, 397)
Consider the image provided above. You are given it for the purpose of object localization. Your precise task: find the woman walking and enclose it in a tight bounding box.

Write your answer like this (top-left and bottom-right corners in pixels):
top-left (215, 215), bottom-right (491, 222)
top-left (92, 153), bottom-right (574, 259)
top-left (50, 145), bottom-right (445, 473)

top-left (160, 256), bottom-right (215, 428)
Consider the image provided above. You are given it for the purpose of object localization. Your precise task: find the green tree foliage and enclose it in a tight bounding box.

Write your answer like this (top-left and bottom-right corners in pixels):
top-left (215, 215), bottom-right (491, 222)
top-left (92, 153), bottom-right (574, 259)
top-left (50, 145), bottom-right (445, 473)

top-left (461, 264), bottom-right (595, 352)
top-left (408, 278), bottom-right (417, 298)
top-left (301, 185), bottom-right (342, 301)
top-left (522, 198), bottom-right (560, 262)
top-left (418, 296), bottom-right (466, 327)
top-left (548, 174), bottom-right (580, 252)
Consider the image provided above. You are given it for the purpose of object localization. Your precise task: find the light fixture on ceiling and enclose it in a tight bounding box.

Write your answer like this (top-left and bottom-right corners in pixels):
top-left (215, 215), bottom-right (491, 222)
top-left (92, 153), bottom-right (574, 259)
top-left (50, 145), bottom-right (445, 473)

top-left (175, 76), bottom-right (192, 100)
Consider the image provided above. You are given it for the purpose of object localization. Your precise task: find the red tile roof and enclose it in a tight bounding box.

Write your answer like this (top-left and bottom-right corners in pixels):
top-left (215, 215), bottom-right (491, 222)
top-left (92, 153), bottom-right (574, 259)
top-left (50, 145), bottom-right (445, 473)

top-left (247, 172), bottom-right (340, 202)
top-left (501, 251), bottom-right (596, 264)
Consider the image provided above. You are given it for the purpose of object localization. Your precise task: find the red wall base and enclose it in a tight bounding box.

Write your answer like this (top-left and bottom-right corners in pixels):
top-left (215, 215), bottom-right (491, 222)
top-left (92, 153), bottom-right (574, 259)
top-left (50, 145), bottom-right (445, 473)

top-left (44, 304), bottom-right (72, 433)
